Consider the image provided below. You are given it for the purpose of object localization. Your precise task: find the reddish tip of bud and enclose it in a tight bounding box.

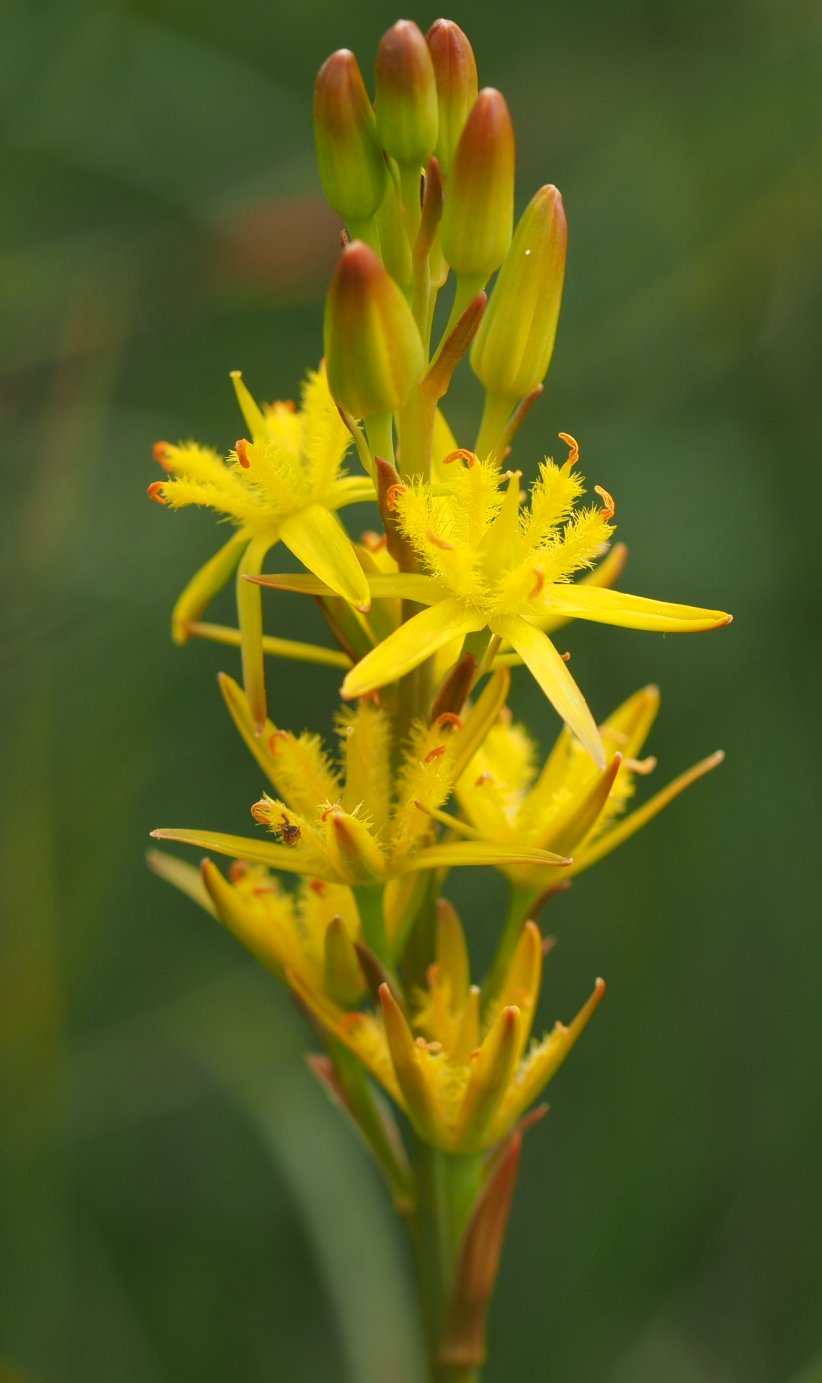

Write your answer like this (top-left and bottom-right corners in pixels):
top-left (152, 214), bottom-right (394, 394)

top-left (441, 88), bottom-right (515, 279)
top-left (147, 480), bottom-right (167, 505)
top-left (375, 20), bottom-right (438, 165)
top-left (236, 438), bottom-right (252, 469)
top-left (426, 19), bottom-right (478, 176)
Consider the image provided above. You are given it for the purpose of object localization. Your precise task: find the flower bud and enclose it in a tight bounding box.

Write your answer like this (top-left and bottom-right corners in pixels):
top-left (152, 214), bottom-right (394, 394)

top-left (471, 185), bottom-right (567, 399)
top-left (440, 88), bottom-right (515, 280)
top-left (314, 49), bottom-right (387, 222)
top-left (375, 20), bottom-right (438, 166)
top-left (426, 19), bottom-right (478, 176)
top-left (324, 241), bottom-right (425, 419)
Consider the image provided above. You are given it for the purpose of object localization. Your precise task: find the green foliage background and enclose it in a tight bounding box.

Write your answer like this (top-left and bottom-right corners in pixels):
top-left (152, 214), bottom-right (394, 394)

top-left (2, 1), bottom-right (820, 1379)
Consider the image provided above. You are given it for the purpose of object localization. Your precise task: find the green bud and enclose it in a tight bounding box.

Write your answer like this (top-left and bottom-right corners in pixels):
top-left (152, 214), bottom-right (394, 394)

top-left (314, 49), bottom-right (386, 222)
top-left (426, 19), bottom-right (478, 177)
top-left (375, 20), bottom-right (438, 166)
top-left (440, 88), bottom-right (515, 280)
top-left (324, 241), bottom-right (425, 419)
top-left (471, 185), bottom-right (567, 399)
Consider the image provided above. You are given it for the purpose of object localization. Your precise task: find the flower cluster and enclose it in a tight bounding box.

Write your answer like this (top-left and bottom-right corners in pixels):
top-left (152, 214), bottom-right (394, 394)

top-left (147, 17), bottom-right (731, 1378)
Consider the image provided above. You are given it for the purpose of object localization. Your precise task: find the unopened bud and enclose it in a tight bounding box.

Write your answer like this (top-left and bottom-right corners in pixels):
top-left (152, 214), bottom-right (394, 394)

top-left (426, 19), bottom-right (478, 176)
top-left (471, 185), bottom-right (567, 399)
top-left (375, 20), bottom-right (438, 167)
top-left (314, 49), bottom-right (387, 222)
top-left (324, 241), bottom-right (425, 419)
top-left (440, 88), bottom-right (514, 280)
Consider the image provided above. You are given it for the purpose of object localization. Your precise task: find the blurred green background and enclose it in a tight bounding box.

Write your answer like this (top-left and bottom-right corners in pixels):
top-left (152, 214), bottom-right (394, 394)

top-left (2, 0), bottom-right (821, 1379)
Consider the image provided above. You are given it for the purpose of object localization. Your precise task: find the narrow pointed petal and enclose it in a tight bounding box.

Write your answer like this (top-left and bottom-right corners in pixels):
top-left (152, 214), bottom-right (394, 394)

top-left (146, 849), bottom-right (215, 915)
top-left (149, 827), bottom-right (332, 878)
top-left (450, 667), bottom-right (511, 780)
top-left (541, 753), bottom-right (623, 856)
top-left (170, 530), bottom-right (248, 644)
top-left (436, 898), bottom-right (470, 1009)
top-left (569, 750), bottom-right (725, 877)
top-left (601, 683), bottom-right (660, 759)
top-left (545, 584), bottom-right (733, 633)
top-left (397, 840), bottom-right (571, 875)
top-left (218, 671), bottom-right (279, 787)
top-left (237, 536), bottom-right (272, 733)
top-left (454, 1006), bottom-right (522, 1151)
top-left (451, 985), bottom-right (481, 1065)
top-left (496, 978), bottom-right (605, 1135)
top-left (496, 920), bottom-right (542, 1051)
top-left (538, 541), bottom-right (629, 635)
top-left (495, 615), bottom-right (605, 768)
top-left (324, 916), bottom-right (367, 1008)
top-left (230, 370), bottom-right (265, 437)
top-left (200, 858), bottom-right (283, 975)
top-left (379, 983), bottom-right (446, 1143)
top-left (342, 599), bottom-right (485, 700)
top-left (279, 504), bottom-right (371, 609)
top-left (307, 1051), bottom-right (414, 1215)
top-left (249, 570), bottom-right (444, 604)
top-left (440, 1131), bottom-right (521, 1371)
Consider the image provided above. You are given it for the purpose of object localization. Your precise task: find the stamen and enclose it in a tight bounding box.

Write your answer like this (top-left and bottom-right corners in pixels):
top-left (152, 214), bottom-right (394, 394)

top-left (474, 771), bottom-right (493, 787)
top-left (558, 432), bottom-right (579, 467)
top-left (435, 712), bottom-right (463, 731)
top-left (250, 802), bottom-right (270, 824)
top-left (415, 1037), bottom-right (443, 1053)
top-left (360, 530), bottom-right (388, 551)
top-left (624, 755), bottom-right (657, 775)
top-left (358, 690), bottom-right (381, 706)
top-left (229, 860), bottom-right (250, 882)
top-left (309, 879), bottom-right (326, 896)
top-left (147, 481), bottom-right (167, 505)
top-left (443, 448), bottom-right (478, 468)
top-left (426, 529), bottom-right (454, 551)
top-left (268, 729), bottom-right (290, 755)
top-left (594, 484), bottom-right (616, 520)
top-left (424, 744), bottom-right (447, 763)
top-left (386, 483), bottom-right (407, 510)
top-left (321, 803), bottom-right (342, 822)
top-left (236, 438), bottom-right (252, 469)
top-left (340, 1012), bottom-right (364, 1032)
top-left (152, 441), bottom-right (173, 468)
top-left (530, 568), bottom-right (545, 598)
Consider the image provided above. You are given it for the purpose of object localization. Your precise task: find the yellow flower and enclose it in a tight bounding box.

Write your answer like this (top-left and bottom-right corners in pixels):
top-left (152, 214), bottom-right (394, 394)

top-left (336, 440), bottom-right (731, 767)
top-left (148, 362), bottom-right (374, 729)
top-left (453, 683), bottom-right (725, 902)
top-left (150, 672), bottom-right (572, 956)
top-left (289, 901), bottom-right (604, 1153)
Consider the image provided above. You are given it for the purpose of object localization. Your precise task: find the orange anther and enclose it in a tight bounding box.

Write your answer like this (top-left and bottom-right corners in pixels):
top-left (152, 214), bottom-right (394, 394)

top-left (152, 440), bottom-right (173, 468)
top-left (360, 530), bottom-right (388, 551)
top-left (268, 729), bottom-right (290, 754)
top-left (594, 484), bottom-right (616, 521)
top-left (358, 690), bottom-right (382, 706)
top-left (386, 483), bottom-right (407, 510)
top-left (560, 650), bottom-right (571, 663)
top-left (321, 803), bottom-right (342, 822)
top-left (250, 802), bottom-right (270, 824)
top-left (625, 754), bottom-right (657, 776)
top-left (309, 879), bottom-right (326, 896)
top-left (435, 712), bottom-right (463, 731)
top-left (229, 860), bottom-right (250, 882)
top-left (415, 1037), bottom-right (443, 1053)
top-left (474, 771), bottom-right (492, 787)
top-left (236, 438), bottom-right (252, 469)
top-left (413, 798), bottom-right (431, 815)
top-left (443, 448), bottom-right (478, 468)
top-left (426, 529), bottom-right (454, 550)
top-left (558, 432), bottom-right (579, 467)
top-left (147, 481), bottom-right (167, 505)
top-left (424, 744), bottom-right (447, 763)
top-left (340, 1012), bottom-right (365, 1031)
top-left (530, 568), bottom-right (545, 598)
top-left (252, 885), bottom-right (277, 896)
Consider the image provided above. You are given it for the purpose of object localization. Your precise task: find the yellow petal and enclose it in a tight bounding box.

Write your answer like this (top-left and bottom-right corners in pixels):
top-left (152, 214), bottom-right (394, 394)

top-left (248, 570), bottom-right (443, 604)
top-left (237, 536), bottom-right (273, 734)
top-left (397, 840), bottom-right (571, 874)
top-left (148, 827), bottom-right (333, 878)
top-left (454, 1006), bottom-right (522, 1151)
top-left (494, 977), bottom-right (605, 1135)
top-left (200, 858), bottom-right (285, 976)
top-left (323, 916), bottom-right (367, 1007)
top-left (230, 369), bottom-right (265, 438)
top-left (171, 530), bottom-right (248, 644)
top-left (538, 541), bottom-right (628, 636)
top-left (279, 504), bottom-right (370, 609)
top-left (341, 599), bottom-right (485, 700)
top-left (380, 983), bottom-right (446, 1143)
top-left (545, 584), bottom-right (733, 633)
top-left (436, 899), bottom-right (470, 1010)
top-left (146, 849), bottom-right (215, 915)
top-left (493, 615), bottom-right (605, 769)
top-left (450, 667), bottom-right (511, 780)
top-left (601, 683), bottom-right (660, 759)
top-left (540, 753), bottom-right (623, 856)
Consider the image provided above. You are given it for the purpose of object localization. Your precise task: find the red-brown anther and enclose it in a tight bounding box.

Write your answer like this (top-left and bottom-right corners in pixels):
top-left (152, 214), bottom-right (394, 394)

top-left (530, 569), bottom-right (545, 598)
top-left (435, 712), bottom-right (463, 731)
top-left (594, 484), bottom-right (616, 521)
top-left (474, 771), bottom-right (492, 787)
top-left (152, 440), bottom-right (173, 468)
top-left (358, 690), bottom-right (382, 706)
top-left (251, 802), bottom-right (270, 824)
top-left (424, 744), bottom-right (447, 763)
top-left (443, 447), bottom-right (477, 467)
top-left (386, 483), bottom-right (408, 510)
top-left (236, 438), bottom-right (252, 469)
top-left (309, 879), bottom-right (327, 896)
top-left (147, 481), bottom-right (167, 504)
top-left (427, 529), bottom-right (454, 551)
top-left (268, 730), bottom-right (290, 755)
top-left (360, 530), bottom-right (388, 551)
top-left (558, 431), bottom-right (579, 467)
top-left (229, 860), bottom-right (250, 882)
top-left (340, 1011), bottom-right (365, 1031)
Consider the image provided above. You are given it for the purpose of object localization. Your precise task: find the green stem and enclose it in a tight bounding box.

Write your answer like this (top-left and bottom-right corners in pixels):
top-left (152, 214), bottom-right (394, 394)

top-left (413, 1140), bottom-right (484, 1378)
top-left (398, 161), bottom-right (423, 244)
top-left (352, 884), bottom-right (390, 968)
top-left (348, 214), bottom-right (381, 254)
top-left (365, 411), bottom-right (395, 466)
top-left (435, 273), bottom-right (486, 364)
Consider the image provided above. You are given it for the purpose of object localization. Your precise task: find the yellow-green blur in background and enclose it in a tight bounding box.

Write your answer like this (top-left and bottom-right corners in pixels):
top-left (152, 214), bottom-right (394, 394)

top-left (1, 1), bottom-right (820, 1380)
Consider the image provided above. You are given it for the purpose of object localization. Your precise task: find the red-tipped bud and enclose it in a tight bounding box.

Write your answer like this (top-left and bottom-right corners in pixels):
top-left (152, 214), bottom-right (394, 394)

top-left (471, 185), bottom-right (567, 400)
top-left (440, 88), bottom-right (515, 280)
top-left (426, 19), bottom-right (478, 176)
top-left (314, 49), bottom-right (387, 221)
top-left (324, 241), bottom-right (425, 419)
top-left (375, 20), bottom-right (438, 166)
